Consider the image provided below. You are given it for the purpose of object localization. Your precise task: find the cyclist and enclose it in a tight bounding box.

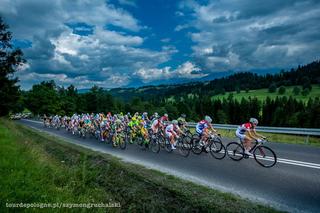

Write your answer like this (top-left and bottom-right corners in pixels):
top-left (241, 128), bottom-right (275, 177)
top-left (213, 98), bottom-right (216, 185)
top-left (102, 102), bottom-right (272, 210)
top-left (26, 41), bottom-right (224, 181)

top-left (165, 120), bottom-right (184, 149)
top-left (128, 116), bottom-right (139, 143)
top-left (196, 115), bottom-right (217, 146)
top-left (236, 118), bottom-right (266, 155)
top-left (150, 112), bottom-right (159, 122)
top-left (177, 114), bottom-right (187, 132)
top-left (151, 113), bottom-right (168, 134)
top-left (137, 116), bottom-right (149, 147)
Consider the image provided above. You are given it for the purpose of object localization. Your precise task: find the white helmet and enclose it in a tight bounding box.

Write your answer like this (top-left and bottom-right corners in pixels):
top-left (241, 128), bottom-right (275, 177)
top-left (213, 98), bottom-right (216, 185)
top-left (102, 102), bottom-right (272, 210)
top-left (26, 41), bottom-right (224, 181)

top-left (172, 120), bottom-right (178, 125)
top-left (205, 115), bottom-right (212, 123)
top-left (249, 118), bottom-right (258, 125)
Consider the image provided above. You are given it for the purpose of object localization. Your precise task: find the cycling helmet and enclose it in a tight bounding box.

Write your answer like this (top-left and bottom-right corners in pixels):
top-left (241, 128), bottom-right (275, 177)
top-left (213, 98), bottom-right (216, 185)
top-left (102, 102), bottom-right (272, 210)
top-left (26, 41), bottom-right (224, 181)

top-left (249, 118), bottom-right (258, 125)
top-left (205, 115), bottom-right (212, 123)
top-left (164, 113), bottom-right (168, 118)
top-left (172, 120), bottom-right (178, 125)
top-left (181, 114), bottom-right (186, 118)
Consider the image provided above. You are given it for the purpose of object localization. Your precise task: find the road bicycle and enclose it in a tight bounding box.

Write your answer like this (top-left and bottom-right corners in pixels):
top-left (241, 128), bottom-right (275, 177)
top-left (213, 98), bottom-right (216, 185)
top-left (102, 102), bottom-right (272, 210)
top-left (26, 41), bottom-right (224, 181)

top-left (126, 127), bottom-right (149, 149)
top-left (226, 138), bottom-right (277, 168)
top-left (150, 130), bottom-right (172, 153)
top-left (191, 133), bottom-right (226, 159)
top-left (111, 129), bottom-right (127, 150)
top-left (176, 134), bottom-right (192, 157)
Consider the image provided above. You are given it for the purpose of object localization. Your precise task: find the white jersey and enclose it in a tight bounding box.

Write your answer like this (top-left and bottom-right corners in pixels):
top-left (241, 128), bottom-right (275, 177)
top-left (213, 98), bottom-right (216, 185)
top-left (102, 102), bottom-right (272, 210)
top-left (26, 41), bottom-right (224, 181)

top-left (165, 124), bottom-right (180, 133)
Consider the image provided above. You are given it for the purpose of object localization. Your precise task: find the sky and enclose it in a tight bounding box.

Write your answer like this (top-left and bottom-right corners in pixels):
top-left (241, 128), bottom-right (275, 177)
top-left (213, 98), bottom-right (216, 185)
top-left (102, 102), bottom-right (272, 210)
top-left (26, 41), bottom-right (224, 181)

top-left (1, 0), bottom-right (320, 90)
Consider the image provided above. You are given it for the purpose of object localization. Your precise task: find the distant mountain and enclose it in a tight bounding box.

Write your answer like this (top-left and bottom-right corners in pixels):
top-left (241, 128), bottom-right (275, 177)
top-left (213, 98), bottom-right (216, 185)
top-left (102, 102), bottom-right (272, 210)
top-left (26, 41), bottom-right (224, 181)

top-left (78, 61), bottom-right (320, 101)
top-left (77, 88), bottom-right (91, 94)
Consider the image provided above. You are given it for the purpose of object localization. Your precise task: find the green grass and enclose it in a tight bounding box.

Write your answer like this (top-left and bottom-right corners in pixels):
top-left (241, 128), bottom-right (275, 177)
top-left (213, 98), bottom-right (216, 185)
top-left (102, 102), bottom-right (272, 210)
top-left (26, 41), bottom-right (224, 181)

top-left (216, 129), bottom-right (320, 147)
top-left (211, 85), bottom-right (320, 102)
top-left (0, 119), bottom-right (280, 212)
top-left (187, 127), bottom-right (320, 147)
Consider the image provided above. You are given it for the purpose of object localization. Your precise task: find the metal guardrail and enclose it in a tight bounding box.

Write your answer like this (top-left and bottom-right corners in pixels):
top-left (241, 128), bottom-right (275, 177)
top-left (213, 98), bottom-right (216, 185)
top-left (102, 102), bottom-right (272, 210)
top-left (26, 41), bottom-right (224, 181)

top-left (186, 122), bottom-right (320, 136)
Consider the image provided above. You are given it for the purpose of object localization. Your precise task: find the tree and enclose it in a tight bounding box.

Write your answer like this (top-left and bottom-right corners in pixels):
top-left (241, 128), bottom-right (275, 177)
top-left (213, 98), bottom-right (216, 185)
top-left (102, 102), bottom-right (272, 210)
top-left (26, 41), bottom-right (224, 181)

top-left (0, 17), bottom-right (26, 116)
top-left (292, 86), bottom-right (300, 95)
top-left (268, 83), bottom-right (277, 93)
top-left (301, 88), bottom-right (310, 96)
top-left (302, 76), bottom-right (312, 91)
top-left (26, 81), bottom-right (61, 115)
top-left (235, 86), bottom-right (240, 94)
top-left (278, 86), bottom-right (286, 95)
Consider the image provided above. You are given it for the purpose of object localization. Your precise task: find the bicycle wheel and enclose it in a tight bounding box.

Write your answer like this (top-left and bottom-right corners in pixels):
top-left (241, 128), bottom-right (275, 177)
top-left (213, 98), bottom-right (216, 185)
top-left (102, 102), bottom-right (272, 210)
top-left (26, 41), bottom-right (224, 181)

top-left (164, 138), bottom-right (173, 153)
top-left (112, 135), bottom-right (118, 148)
top-left (209, 139), bottom-right (226, 160)
top-left (226, 142), bottom-right (244, 161)
top-left (177, 138), bottom-right (190, 157)
top-left (106, 132), bottom-right (113, 144)
top-left (253, 145), bottom-right (277, 168)
top-left (191, 138), bottom-right (203, 155)
top-left (150, 138), bottom-right (160, 153)
top-left (183, 135), bottom-right (193, 149)
top-left (185, 130), bottom-right (193, 139)
top-left (119, 134), bottom-right (127, 150)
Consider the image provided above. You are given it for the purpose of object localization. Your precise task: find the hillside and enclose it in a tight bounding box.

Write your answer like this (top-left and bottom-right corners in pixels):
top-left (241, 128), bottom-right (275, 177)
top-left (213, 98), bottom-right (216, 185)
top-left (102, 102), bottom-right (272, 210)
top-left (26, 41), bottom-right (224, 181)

top-left (108, 60), bottom-right (320, 101)
top-left (211, 85), bottom-right (320, 102)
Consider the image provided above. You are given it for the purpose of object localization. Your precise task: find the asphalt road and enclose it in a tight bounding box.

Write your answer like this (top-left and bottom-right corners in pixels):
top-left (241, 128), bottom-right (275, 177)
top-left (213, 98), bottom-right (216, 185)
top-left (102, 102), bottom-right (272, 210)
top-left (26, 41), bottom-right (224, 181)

top-left (18, 119), bottom-right (320, 213)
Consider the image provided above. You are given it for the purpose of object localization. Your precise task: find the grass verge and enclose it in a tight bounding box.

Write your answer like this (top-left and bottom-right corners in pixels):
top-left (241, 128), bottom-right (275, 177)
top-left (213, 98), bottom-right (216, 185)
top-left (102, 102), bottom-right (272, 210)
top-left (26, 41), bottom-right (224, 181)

top-left (0, 119), bottom-right (280, 212)
top-left (216, 129), bottom-right (320, 147)
top-left (187, 126), bottom-right (320, 147)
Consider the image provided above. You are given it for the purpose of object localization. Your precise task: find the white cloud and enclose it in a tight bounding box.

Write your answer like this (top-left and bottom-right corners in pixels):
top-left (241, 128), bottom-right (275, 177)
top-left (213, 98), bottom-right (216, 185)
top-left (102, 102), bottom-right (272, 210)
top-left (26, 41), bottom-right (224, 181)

top-left (174, 24), bottom-right (189, 32)
top-left (134, 61), bottom-right (206, 82)
top-left (161, 38), bottom-right (171, 43)
top-left (118, 0), bottom-right (137, 7)
top-left (1, 0), bottom-right (181, 89)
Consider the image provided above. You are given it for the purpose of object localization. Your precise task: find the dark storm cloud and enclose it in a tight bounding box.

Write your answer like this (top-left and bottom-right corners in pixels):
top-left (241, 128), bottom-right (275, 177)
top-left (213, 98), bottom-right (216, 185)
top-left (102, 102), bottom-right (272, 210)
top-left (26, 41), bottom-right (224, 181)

top-left (181, 0), bottom-right (320, 71)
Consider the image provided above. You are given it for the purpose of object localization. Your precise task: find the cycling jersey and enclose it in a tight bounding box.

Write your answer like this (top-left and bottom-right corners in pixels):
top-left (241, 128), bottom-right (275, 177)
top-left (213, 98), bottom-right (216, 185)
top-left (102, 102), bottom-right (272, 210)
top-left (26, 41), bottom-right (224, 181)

top-left (177, 117), bottom-right (186, 125)
top-left (236, 122), bottom-right (254, 140)
top-left (151, 119), bottom-right (162, 129)
top-left (196, 120), bottom-right (209, 134)
top-left (128, 119), bottom-right (139, 128)
top-left (237, 123), bottom-right (253, 134)
top-left (165, 124), bottom-right (180, 137)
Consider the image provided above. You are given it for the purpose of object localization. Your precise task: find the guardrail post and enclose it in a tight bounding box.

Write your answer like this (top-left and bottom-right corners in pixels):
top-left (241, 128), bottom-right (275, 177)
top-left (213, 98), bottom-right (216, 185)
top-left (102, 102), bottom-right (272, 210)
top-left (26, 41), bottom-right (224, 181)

top-left (305, 135), bottom-right (310, 144)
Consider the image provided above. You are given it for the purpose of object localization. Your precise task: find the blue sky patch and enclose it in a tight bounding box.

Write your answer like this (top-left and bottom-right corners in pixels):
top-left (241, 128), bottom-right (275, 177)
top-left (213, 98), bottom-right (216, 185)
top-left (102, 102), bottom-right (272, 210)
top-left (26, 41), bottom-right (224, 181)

top-left (65, 22), bottom-right (94, 36)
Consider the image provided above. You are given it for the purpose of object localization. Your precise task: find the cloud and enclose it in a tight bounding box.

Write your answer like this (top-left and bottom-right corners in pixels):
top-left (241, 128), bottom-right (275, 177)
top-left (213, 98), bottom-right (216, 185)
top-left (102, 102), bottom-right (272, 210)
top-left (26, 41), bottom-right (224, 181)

top-left (118, 0), bottom-right (137, 8)
top-left (0, 0), bottom-right (179, 89)
top-left (134, 61), bottom-right (206, 83)
top-left (174, 24), bottom-right (190, 32)
top-left (179, 0), bottom-right (320, 71)
top-left (161, 38), bottom-right (171, 43)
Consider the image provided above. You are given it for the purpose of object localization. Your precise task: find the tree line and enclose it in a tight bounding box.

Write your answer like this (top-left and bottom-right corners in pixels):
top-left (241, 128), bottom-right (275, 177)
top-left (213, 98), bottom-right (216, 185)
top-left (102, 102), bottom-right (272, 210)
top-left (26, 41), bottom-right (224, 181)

top-left (20, 80), bottom-right (320, 128)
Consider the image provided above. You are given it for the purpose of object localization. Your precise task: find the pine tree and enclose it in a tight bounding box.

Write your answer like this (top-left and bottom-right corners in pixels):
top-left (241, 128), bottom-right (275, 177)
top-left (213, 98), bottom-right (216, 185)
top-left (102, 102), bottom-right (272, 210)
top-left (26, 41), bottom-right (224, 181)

top-left (0, 17), bottom-right (26, 115)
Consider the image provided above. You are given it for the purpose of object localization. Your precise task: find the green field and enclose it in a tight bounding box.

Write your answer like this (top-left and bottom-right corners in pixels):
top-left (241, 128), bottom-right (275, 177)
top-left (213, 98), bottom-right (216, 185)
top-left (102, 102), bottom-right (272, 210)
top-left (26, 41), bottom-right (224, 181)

top-left (211, 85), bottom-right (320, 102)
top-left (0, 119), bottom-right (278, 212)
